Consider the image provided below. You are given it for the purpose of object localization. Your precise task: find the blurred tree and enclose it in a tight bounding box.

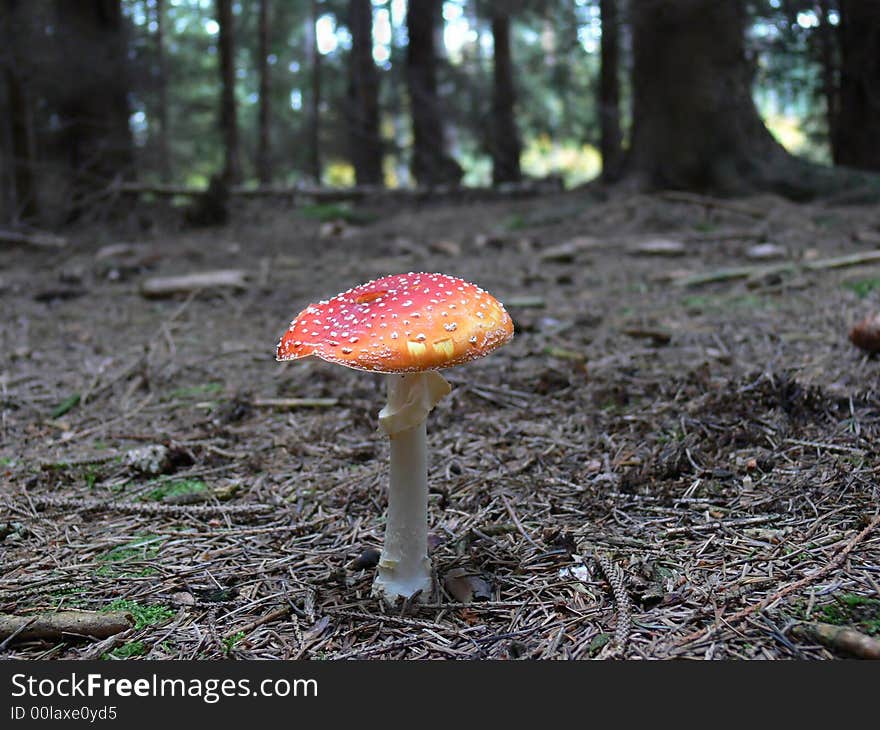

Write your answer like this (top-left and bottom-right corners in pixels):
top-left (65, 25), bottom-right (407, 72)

top-left (347, 0), bottom-right (382, 185)
top-left (2, 0), bottom-right (39, 220)
top-left (835, 0), bottom-right (880, 170)
top-left (305, 0), bottom-right (322, 182)
top-left (625, 0), bottom-right (865, 197)
top-left (489, 3), bottom-right (522, 185)
top-left (599, 0), bottom-right (623, 182)
top-left (256, 0), bottom-right (271, 183)
top-left (154, 0), bottom-right (171, 182)
top-left (217, 0), bottom-right (241, 183)
top-left (815, 0), bottom-right (839, 162)
top-left (406, 0), bottom-right (462, 185)
top-left (54, 0), bottom-right (134, 216)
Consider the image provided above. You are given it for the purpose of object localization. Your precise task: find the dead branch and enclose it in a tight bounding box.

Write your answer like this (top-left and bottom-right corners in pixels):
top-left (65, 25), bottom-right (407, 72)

top-left (224, 605), bottom-right (291, 639)
top-left (140, 270), bottom-right (248, 298)
top-left (0, 611), bottom-right (133, 643)
top-left (251, 397), bottom-right (339, 409)
top-left (676, 249), bottom-right (880, 287)
top-left (0, 228), bottom-right (68, 248)
top-left (791, 622), bottom-right (880, 659)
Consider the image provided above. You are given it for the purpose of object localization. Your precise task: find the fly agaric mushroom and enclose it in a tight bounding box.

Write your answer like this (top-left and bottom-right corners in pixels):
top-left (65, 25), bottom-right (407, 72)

top-left (276, 273), bottom-right (514, 604)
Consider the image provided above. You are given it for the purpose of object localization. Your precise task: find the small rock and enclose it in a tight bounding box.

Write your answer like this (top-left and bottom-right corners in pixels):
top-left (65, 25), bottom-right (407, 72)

top-left (474, 233), bottom-right (506, 249)
top-left (172, 591), bottom-right (196, 606)
top-left (539, 236), bottom-right (602, 263)
top-left (123, 444), bottom-right (172, 475)
top-left (429, 240), bottom-right (462, 256)
top-left (628, 238), bottom-right (686, 256)
top-left (319, 220), bottom-right (350, 238)
top-left (745, 243), bottom-right (787, 260)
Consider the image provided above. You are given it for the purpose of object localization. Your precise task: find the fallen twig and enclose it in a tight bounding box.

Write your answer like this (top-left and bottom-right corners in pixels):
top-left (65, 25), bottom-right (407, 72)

top-left (664, 514), bottom-right (777, 536)
top-left (669, 513), bottom-right (880, 651)
top-left (252, 397), bottom-right (339, 409)
top-left (23, 494), bottom-right (273, 518)
top-left (224, 605), bottom-right (291, 640)
top-left (140, 270), bottom-right (248, 298)
top-left (0, 611), bottom-right (133, 643)
top-left (791, 622), bottom-right (880, 659)
top-left (0, 228), bottom-right (68, 248)
top-left (676, 249), bottom-right (880, 287)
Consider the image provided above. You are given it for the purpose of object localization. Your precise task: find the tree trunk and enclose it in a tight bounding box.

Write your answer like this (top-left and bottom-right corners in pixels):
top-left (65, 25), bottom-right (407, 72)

top-left (217, 0), bottom-right (240, 184)
top-left (54, 0), bottom-right (134, 216)
top-left (4, 66), bottom-right (38, 220)
top-left (599, 0), bottom-right (623, 182)
top-left (490, 5), bottom-right (521, 186)
top-left (305, 0), bottom-right (321, 183)
top-left (257, 0), bottom-right (271, 184)
top-left (155, 0), bottom-right (171, 182)
top-left (624, 0), bottom-right (856, 199)
top-left (835, 0), bottom-right (880, 171)
top-left (347, 0), bottom-right (383, 185)
top-left (3, 0), bottom-right (38, 221)
top-left (406, 0), bottom-right (462, 186)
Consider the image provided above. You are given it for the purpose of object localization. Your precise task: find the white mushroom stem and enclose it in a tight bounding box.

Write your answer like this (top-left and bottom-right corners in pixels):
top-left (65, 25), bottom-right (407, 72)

top-left (372, 370), bottom-right (451, 604)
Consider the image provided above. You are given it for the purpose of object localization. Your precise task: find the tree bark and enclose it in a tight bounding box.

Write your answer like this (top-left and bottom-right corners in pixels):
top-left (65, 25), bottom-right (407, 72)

top-left (305, 0), bottom-right (322, 183)
top-left (217, 0), bottom-right (240, 184)
top-left (3, 0), bottom-right (38, 221)
top-left (490, 5), bottom-right (521, 186)
top-left (406, 0), bottom-right (462, 186)
top-left (257, 0), bottom-right (272, 184)
top-left (347, 0), bottom-right (383, 185)
top-left (835, 0), bottom-right (880, 171)
top-left (4, 66), bottom-right (38, 220)
top-left (624, 0), bottom-right (862, 199)
top-left (599, 0), bottom-right (623, 182)
top-left (54, 0), bottom-right (134, 217)
top-left (155, 0), bottom-right (171, 182)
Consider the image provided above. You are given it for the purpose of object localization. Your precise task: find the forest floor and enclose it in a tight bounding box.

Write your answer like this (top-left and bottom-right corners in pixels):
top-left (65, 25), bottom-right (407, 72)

top-left (2, 189), bottom-right (880, 660)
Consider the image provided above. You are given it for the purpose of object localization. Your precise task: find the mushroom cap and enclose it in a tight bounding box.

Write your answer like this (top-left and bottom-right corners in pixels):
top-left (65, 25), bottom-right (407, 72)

top-left (276, 272), bottom-right (514, 373)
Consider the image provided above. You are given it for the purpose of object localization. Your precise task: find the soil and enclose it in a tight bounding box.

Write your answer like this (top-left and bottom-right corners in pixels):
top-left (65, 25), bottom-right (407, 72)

top-left (1, 189), bottom-right (879, 660)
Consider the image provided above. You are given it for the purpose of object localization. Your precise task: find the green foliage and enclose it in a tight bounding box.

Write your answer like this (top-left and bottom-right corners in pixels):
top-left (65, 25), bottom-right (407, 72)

top-left (103, 599), bottom-right (174, 630)
top-left (105, 641), bottom-right (147, 659)
top-left (819, 594), bottom-right (880, 635)
top-left (50, 393), bottom-right (80, 419)
top-left (842, 278), bottom-right (880, 299)
top-left (223, 631), bottom-right (246, 655)
top-left (119, 0), bottom-right (834, 186)
top-left (144, 479), bottom-right (207, 502)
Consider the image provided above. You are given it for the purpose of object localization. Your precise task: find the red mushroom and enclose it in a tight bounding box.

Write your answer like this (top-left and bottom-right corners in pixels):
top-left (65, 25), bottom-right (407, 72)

top-left (276, 272), bottom-right (514, 603)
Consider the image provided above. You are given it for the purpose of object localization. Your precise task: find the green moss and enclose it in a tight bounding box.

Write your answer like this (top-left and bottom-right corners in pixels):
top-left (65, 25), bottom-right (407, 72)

top-left (103, 599), bottom-right (174, 629)
top-left (223, 631), bottom-right (246, 655)
top-left (818, 593), bottom-right (880, 635)
top-left (104, 641), bottom-right (147, 659)
top-left (144, 479), bottom-right (207, 503)
top-left (842, 277), bottom-right (880, 299)
top-left (50, 393), bottom-right (80, 419)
